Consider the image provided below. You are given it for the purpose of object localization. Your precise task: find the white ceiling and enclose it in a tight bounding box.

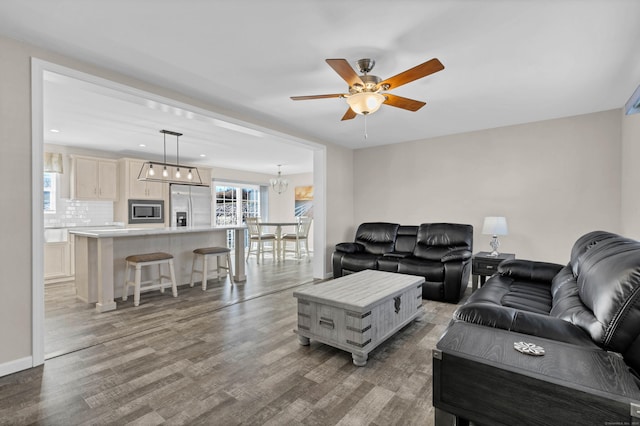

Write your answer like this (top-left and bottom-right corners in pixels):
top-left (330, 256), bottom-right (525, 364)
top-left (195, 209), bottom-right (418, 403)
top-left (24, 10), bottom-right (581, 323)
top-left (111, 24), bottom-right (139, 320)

top-left (1, 1), bottom-right (640, 174)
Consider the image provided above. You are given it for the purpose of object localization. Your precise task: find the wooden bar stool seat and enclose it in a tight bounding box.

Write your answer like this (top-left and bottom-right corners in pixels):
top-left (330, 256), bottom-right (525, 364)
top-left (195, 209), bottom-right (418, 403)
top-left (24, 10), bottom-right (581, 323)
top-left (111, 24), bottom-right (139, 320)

top-left (123, 252), bottom-right (177, 307)
top-left (190, 246), bottom-right (234, 290)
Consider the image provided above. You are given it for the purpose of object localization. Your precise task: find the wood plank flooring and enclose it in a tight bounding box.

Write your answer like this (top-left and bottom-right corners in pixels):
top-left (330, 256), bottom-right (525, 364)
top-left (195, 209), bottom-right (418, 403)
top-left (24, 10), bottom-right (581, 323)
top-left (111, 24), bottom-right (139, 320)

top-left (2, 259), bottom-right (466, 425)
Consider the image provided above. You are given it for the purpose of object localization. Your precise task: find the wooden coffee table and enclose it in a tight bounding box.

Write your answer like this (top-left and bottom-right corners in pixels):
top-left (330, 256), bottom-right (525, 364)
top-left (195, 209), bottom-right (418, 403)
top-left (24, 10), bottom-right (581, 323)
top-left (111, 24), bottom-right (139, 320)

top-left (293, 270), bottom-right (425, 366)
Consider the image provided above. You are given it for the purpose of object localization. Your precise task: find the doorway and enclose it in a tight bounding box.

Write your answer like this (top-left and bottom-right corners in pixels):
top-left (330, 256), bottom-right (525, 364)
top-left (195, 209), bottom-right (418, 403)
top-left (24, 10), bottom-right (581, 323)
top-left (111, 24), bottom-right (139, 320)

top-left (31, 58), bottom-right (328, 365)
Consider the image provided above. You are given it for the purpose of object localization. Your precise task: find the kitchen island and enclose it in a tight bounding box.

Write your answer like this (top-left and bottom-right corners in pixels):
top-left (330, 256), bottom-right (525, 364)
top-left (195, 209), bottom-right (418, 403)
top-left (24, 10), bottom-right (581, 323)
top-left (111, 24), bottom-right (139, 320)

top-left (69, 226), bottom-right (246, 312)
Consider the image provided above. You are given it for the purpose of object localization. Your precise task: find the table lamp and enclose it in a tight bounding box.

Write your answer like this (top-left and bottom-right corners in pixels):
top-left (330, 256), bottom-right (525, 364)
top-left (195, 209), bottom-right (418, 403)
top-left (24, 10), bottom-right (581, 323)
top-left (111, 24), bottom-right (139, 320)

top-left (482, 216), bottom-right (508, 256)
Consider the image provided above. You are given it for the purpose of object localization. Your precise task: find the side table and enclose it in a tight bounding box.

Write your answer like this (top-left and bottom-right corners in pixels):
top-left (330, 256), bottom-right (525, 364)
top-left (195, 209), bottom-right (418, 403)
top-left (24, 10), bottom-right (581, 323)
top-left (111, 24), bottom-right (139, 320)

top-left (471, 251), bottom-right (515, 291)
top-left (433, 322), bottom-right (640, 426)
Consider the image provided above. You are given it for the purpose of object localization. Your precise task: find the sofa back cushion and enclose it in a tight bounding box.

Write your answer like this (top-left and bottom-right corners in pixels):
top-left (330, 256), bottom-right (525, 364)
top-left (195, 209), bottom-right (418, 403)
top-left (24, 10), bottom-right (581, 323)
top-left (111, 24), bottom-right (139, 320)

top-left (576, 236), bottom-right (640, 344)
top-left (569, 230), bottom-right (619, 277)
top-left (394, 225), bottom-right (418, 253)
top-left (413, 223), bottom-right (473, 260)
top-left (553, 231), bottom-right (640, 373)
top-left (354, 222), bottom-right (400, 254)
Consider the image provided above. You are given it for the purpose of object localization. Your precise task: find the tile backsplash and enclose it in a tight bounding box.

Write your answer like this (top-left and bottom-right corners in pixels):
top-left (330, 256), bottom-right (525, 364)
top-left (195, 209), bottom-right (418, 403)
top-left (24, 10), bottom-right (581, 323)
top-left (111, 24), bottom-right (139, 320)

top-left (44, 199), bottom-right (114, 228)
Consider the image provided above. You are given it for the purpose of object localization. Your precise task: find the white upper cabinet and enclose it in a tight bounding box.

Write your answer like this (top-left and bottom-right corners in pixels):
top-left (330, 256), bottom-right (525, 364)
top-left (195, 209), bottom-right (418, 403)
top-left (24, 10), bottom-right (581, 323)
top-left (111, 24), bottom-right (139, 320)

top-left (71, 156), bottom-right (118, 201)
top-left (127, 159), bottom-right (164, 199)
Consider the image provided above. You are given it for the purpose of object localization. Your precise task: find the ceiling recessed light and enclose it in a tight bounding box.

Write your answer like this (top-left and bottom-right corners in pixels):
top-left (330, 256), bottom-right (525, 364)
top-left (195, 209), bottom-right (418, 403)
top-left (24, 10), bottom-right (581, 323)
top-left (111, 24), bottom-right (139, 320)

top-left (200, 154), bottom-right (206, 157)
top-left (139, 144), bottom-right (146, 147)
top-left (49, 129), bottom-right (60, 133)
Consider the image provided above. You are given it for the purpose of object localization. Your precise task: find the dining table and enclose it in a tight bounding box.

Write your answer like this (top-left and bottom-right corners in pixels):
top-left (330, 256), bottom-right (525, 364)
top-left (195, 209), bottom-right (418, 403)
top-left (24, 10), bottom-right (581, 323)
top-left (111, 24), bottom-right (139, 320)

top-left (260, 221), bottom-right (298, 261)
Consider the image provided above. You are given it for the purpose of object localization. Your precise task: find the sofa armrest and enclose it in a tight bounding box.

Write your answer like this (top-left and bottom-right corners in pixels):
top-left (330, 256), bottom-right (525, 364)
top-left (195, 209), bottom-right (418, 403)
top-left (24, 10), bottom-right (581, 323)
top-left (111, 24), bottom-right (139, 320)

top-left (498, 259), bottom-right (564, 283)
top-left (441, 248), bottom-right (472, 263)
top-left (335, 242), bottom-right (365, 254)
top-left (454, 302), bottom-right (598, 348)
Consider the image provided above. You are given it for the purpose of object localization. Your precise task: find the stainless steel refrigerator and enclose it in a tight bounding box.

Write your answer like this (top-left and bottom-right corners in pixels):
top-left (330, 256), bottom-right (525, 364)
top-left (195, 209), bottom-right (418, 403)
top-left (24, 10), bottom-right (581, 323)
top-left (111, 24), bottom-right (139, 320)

top-left (170, 184), bottom-right (212, 227)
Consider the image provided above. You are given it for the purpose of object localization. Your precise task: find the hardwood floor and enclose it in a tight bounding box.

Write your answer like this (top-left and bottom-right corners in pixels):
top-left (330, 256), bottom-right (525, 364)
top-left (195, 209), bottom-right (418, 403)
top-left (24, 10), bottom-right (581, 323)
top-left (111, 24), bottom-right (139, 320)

top-left (2, 260), bottom-right (466, 425)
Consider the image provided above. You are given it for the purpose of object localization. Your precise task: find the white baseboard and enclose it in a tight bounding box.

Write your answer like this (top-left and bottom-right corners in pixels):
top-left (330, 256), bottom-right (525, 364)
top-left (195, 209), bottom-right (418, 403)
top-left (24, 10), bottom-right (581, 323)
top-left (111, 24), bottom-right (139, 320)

top-left (0, 356), bottom-right (33, 378)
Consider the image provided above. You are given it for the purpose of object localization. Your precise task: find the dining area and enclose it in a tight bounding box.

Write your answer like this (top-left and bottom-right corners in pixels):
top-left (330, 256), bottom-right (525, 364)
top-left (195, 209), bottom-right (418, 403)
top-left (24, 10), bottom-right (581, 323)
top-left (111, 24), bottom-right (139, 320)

top-left (245, 217), bottom-right (313, 263)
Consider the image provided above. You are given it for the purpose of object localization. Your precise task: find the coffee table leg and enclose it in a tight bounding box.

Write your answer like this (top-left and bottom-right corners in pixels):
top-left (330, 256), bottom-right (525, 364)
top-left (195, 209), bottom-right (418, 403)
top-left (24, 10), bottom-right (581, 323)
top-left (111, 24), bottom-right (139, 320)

top-left (298, 335), bottom-right (310, 346)
top-left (352, 353), bottom-right (368, 367)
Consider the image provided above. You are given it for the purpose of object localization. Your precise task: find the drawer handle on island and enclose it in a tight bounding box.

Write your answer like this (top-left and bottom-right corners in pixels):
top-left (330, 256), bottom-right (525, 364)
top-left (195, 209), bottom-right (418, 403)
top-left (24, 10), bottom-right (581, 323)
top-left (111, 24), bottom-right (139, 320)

top-left (319, 317), bottom-right (335, 330)
top-left (486, 265), bottom-right (494, 269)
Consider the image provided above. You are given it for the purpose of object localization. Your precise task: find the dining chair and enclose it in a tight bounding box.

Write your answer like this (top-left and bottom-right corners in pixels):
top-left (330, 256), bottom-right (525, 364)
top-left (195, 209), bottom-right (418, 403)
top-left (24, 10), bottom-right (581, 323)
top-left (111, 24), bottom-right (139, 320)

top-left (281, 216), bottom-right (312, 262)
top-left (245, 217), bottom-right (276, 263)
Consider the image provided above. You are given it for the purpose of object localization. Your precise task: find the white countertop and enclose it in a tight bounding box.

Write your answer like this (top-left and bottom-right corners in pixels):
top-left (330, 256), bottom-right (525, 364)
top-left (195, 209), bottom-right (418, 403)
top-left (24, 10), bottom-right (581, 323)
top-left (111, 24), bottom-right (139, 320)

top-left (69, 225), bottom-right (246, 238)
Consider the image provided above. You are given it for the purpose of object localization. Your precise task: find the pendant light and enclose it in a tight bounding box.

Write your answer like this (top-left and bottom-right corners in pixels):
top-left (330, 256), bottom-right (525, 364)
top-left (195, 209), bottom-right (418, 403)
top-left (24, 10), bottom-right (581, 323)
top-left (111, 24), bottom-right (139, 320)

top-left (138, 130), bottom-right (203, 185)
top-left (270, 164), bottom-right (289, 194)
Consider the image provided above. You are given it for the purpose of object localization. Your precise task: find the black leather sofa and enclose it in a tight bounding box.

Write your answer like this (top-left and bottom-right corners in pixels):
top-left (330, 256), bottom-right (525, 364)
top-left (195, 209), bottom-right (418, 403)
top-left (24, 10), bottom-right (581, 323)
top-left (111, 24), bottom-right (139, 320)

top-left (332, 222), bottom-right (473, 303)
top-left (453, 230), bottom-right (640, 375)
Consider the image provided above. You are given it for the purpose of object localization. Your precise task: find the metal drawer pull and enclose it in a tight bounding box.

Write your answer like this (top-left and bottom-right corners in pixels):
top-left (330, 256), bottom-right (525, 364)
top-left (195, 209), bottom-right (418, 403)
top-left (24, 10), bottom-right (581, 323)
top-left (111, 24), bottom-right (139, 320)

top-left (486, 265), bottom-right (494, 269)
top-left (319, 317), bottom-right (334, 329)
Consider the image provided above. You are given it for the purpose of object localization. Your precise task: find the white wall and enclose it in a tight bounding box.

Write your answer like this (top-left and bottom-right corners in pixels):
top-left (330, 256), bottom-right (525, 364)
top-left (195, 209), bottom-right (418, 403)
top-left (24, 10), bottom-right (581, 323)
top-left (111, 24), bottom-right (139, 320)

top-left (621, 110), bottom-right (640, 239)
top-left (354, 110), bottom-right (622, 264)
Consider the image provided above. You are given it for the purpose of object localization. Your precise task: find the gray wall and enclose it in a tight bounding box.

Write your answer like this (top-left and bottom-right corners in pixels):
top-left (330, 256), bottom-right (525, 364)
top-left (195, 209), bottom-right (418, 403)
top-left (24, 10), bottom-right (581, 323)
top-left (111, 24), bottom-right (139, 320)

top-left (621, 110), bottom-right (640, 238)
top-left (353, 110), bottom-right (622, 264)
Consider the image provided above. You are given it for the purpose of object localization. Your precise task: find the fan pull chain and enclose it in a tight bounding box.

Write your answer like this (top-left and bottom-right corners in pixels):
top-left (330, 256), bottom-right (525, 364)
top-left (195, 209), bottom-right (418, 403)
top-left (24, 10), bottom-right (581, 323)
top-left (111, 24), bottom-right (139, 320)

top-left (364, 114), bottom-right (368, 139)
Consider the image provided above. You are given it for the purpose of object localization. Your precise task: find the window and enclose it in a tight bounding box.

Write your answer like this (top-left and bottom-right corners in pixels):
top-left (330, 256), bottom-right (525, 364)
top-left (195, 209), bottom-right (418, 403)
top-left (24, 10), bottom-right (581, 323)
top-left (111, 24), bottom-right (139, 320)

top-left (43, 172), bottom-right (56, 213)
top-left (215, 182), bottom-right (263, 247)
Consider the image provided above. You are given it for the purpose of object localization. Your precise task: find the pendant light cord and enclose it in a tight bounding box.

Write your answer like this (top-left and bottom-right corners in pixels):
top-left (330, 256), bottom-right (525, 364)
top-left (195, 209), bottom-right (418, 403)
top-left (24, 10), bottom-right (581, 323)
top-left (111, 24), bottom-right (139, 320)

top-left (163, 133), bottom-right (167, 163)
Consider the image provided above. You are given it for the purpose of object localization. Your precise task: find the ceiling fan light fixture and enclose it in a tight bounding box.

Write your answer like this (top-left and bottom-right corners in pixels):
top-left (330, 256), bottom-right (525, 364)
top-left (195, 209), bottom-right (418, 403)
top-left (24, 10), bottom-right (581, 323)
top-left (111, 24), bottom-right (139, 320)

top-left (346, 92), bottom-right (385, 115)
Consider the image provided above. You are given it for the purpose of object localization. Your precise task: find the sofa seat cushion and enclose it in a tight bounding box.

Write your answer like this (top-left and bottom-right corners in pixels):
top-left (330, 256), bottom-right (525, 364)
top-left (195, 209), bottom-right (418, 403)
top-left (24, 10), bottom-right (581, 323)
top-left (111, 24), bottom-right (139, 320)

top-left (397, 257), bottom-right (444, 281)
top-left (377, 256), bottom-right (402, 272)
top-left (340, 253), bottom-right (381, 271)
top-left (467, 275), bottom-right (553, 315)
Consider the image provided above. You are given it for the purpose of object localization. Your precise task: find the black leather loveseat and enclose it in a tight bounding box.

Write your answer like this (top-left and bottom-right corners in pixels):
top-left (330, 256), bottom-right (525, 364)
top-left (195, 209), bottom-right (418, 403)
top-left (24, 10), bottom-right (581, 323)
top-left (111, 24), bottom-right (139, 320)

top-left (332, 222), bottom-right (473, 303)
top-left (453, 230), bottom-right (640, 376)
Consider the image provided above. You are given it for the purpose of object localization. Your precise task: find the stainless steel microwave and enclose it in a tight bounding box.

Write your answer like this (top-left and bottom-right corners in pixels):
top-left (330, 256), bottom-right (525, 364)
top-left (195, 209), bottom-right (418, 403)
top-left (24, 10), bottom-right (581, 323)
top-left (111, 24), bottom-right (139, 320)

top-left (128, 199), bottom-right (164, 224)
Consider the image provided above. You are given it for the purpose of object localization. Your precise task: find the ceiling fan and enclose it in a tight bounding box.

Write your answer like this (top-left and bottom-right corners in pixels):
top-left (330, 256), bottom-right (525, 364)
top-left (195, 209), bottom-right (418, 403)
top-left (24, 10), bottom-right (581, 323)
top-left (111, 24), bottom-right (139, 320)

top-left (291, 57), bottom-right (444, 120)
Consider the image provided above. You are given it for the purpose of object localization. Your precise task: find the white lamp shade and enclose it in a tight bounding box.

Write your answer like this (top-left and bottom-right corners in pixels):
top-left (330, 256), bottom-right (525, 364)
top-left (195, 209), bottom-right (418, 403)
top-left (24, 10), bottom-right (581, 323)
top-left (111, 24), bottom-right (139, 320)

top-left (482, 216), bottom-right (508, 236)
top-left (346, 92), bottom-right (385, 115)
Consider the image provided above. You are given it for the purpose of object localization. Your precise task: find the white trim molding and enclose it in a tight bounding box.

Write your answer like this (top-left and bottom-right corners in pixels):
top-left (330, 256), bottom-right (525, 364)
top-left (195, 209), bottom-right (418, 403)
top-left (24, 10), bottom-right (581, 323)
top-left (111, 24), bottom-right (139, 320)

top-left (0, 356), bottom-right (34, 378)
top-left (31, 58), bottom-right (46, 368)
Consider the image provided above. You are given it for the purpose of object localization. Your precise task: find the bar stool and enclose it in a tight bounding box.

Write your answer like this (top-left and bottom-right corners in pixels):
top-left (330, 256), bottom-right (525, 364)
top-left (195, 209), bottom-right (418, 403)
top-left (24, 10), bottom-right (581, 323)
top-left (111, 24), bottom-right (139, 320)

top-left (190, 246), bottom-right (234, 290)
top-left (123, 252), bottom-right (177, 307)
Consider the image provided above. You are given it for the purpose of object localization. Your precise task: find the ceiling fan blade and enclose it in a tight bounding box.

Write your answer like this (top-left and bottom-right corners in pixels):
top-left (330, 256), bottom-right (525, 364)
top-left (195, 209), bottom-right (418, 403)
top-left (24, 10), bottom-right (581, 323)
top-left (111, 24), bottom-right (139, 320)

top-left (326, 59), bottom-right (364, 88)
top-left (383, 93), bottom-right (426, 111)
top-left (290, 94), bottom-right (345, 100)
top-left (341, 107), bottom-right (357, 121)
top-left (378, 58), bottom-right (444, 90)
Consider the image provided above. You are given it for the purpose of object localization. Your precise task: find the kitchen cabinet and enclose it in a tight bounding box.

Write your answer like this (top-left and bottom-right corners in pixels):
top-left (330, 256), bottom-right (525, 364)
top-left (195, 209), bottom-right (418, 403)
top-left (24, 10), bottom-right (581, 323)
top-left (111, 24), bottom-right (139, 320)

top-left (71, 156), bottom-right (118, 200)
top-left (44, 235), bottom-right (74, 283)
top-left (127, 159), bottom-right (164, 199)
top-left (198, 167), bottom-right (211, 187)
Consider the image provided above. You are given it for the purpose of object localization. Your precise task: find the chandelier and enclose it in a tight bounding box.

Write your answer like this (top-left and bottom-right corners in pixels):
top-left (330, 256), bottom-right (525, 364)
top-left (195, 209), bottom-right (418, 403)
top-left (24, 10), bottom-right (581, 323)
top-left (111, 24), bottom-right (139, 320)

top-left (270, 165), bottom-right (289, 194)
top-left (138, 130), bottom-right (203, 185)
